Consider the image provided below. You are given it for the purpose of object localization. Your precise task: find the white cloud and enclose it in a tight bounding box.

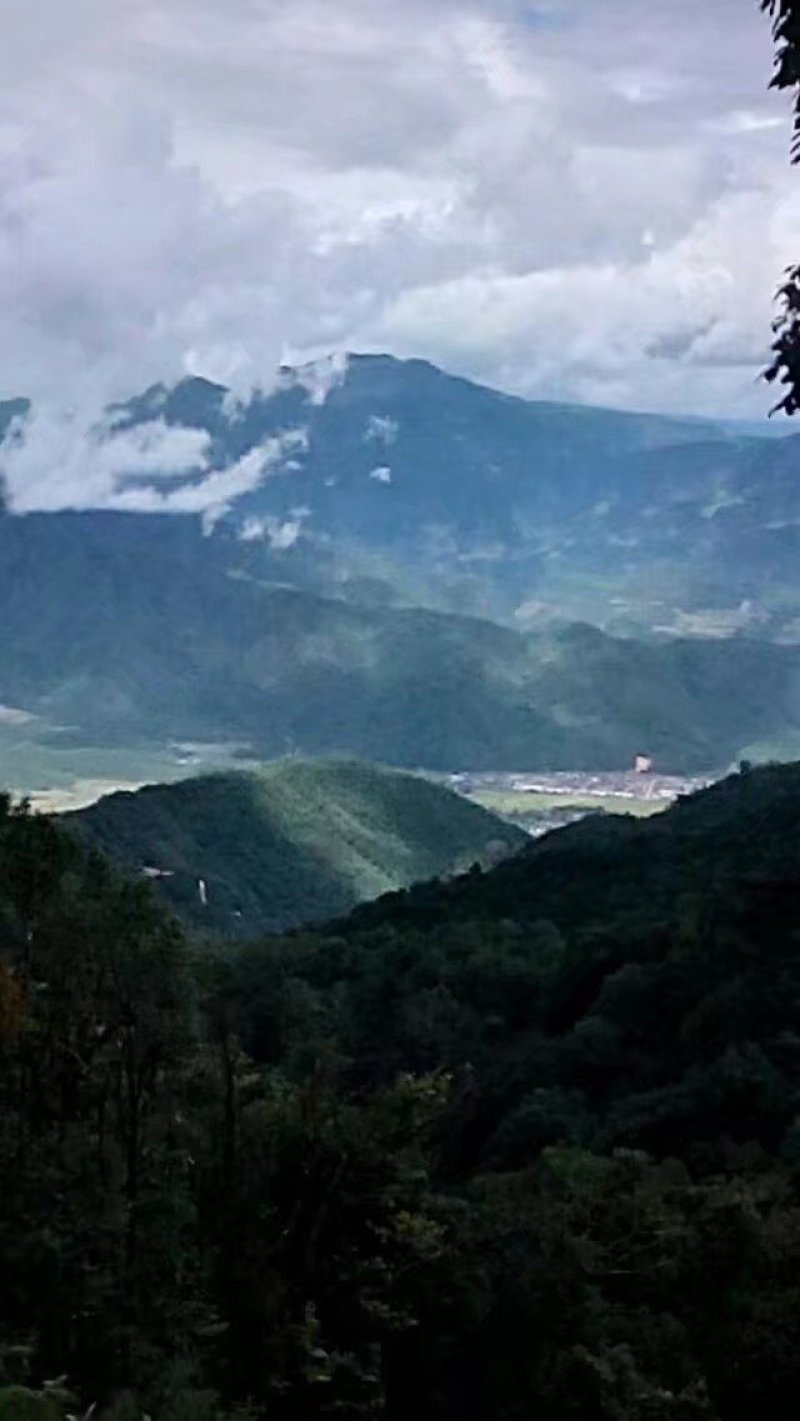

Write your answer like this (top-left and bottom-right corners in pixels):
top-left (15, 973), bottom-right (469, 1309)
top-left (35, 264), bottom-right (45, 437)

top-left (606, 68), bottom-right (687, 106)
top-left (292, 352), bottom-right (350, 406)
top-left (1, 414), bottom-right (307, 517)
top-left (0, 0), bottom-right (794, 506)
top-left (239, 512), bottom-right (308, 549)
top-left (705, 110), bottom-right (785, 138)
top-left (369, 465), bottom-right (393, 484)
top-left (375, 180), bottom-right (800, 418)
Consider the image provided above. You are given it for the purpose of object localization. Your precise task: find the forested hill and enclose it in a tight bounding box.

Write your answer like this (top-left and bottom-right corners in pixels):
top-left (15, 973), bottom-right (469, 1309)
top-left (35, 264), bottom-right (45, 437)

top-left (64, 758), bottom-right (526, 935)
top-left (238, 761), bottom-right (800, 1164)
top-left (5, 764), bottom-right (800, 1417)
top-left (5, 509), bottom-right (800, 772)
top-left (342, 758), bottom-right (800, 937)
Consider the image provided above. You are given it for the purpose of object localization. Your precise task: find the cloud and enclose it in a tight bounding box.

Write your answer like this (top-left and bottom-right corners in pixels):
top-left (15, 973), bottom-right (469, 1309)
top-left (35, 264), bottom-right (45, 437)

top-left (239, 512), bottom-right (309, 549)
top-left (368, 466), bottom-right (393, 484)
top-left (289, 352), bottom-right (350, 406)
top-left (375, 180), bottom-right (800, 417)
top-left (1, 411), bottom-right (307, 517)
top-left (0, 0), bottom-right (794, 510)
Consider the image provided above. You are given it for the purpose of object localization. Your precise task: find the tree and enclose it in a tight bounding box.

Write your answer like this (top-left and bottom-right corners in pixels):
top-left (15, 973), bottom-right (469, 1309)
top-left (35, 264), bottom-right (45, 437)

top-left (762, 2), bottom-right (800, 411)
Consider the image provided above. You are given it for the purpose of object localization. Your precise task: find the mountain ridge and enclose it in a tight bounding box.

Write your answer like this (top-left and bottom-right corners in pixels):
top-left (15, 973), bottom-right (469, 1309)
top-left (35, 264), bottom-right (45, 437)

top-left (4, 352), bottom-right (798, 635)
top-left (64, 757), bottom-right (527, 936)
top-left (2, 353), bottom-right (800, 785)
top-left (3, 509), bottom-right (800, 774)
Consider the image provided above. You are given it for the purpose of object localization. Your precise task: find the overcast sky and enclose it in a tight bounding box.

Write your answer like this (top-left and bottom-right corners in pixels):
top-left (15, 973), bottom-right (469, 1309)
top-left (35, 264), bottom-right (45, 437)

top-left (0, 0), bottom-right (797, 510)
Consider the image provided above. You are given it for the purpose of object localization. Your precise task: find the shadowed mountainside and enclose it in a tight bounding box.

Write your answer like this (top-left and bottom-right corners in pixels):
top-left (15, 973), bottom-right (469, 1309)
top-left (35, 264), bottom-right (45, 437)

top-left (65, 757), bottom-right (527, 935)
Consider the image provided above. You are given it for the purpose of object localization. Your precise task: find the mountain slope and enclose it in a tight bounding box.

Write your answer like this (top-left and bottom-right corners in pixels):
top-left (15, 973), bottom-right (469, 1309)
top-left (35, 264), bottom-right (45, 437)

top-left (212, 761), bottom-right (800, 1415)
top-left (347, 759), bottom-right (800, 939)
top-left (4, 510), bottom-right (800, 776)
top-left (65, 758), bottom-right (527, 935)
top-left (101, 353), bottom-right (800, 635)
top-left (240, 760), bottom-right (800, 1165)
top-left (7, 353), bottom-right (800, 635)
top-left (8, 754), bottom-right (800, 1414)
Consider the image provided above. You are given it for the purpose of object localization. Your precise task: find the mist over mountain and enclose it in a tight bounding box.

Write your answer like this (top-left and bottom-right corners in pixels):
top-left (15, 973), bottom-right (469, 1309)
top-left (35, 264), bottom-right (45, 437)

top-left (3, 354), bottom-right (800, 782)
top-left (9, 351), bottom-right (792, 637)
top-left (5, 353), bottom-right (800, 638)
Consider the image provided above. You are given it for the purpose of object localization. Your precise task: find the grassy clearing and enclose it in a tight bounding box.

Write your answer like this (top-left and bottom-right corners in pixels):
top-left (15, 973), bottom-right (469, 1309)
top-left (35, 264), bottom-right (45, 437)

top-left (471, 789), bottom-right (669, 819)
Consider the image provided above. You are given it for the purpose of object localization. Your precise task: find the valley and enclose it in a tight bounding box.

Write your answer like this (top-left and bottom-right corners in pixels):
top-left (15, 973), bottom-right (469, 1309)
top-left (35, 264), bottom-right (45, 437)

top-left (446, 767), bottom-right (711, 833)
top-left (0, 725), bottom-right (259, 809)
top-left (3, 355), bottom-right (800, 797)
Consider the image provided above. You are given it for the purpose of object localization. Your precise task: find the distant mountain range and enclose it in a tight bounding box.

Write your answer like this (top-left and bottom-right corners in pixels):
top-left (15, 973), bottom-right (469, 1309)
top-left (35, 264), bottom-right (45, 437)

top-left (65, 758), bottom-right (526, 936)
top-left (3, 507), bottom-right (800, 772)
top-left (5, 350), bottom-right (797, 636)
top-left (4, 353), bottom-right (800, 637)
top-left (2, 353), bottom-right (800, 780)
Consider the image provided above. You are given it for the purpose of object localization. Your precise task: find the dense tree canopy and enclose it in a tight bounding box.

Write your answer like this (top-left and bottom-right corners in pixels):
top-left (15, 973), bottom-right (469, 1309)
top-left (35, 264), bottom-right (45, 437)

top-left (5, 766), bottom-right (800, 1417)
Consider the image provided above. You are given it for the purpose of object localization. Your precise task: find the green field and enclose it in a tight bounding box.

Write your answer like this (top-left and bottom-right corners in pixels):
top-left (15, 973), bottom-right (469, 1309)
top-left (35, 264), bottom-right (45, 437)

top-left (471, 788), bottom-right (669, 820)
top-left (0, 728), bottom-right (255, 810)
top-left (0, 734), bottom-right (178, 800)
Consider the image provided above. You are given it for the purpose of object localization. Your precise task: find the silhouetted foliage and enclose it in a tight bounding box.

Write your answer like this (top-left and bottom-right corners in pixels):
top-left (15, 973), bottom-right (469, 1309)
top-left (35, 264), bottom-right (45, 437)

top-left (763, 2), bottom-right (800, 155)
top-left (763, 2), bottom-right (800, 409)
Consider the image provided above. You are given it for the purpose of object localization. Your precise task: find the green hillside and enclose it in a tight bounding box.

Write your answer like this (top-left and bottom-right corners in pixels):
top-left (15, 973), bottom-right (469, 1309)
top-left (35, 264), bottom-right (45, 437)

top-left (4, 510), bottom-right (800, 776)
top-left (6, 764), bottom-right (800, 1415)
top-left (224, 761), bottom-right (800, 1414)
top-left (346, 758), bottom-right (800, 938)
top-left (65, 758), bottom-right (527, 935)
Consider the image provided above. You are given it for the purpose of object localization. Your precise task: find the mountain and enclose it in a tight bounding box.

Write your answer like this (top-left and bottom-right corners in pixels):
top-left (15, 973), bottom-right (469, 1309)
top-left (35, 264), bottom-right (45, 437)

top-left (7, 752), bottom-right (800, 1414)
top-left (345, 758), bottom-right (800, 943)
top-left (98, 353), bottom-right (800, 637)
top-left (4, 509), bottom-right (800, 774)
top-left (6, 353), bottom-right (800, 636)
top-left (235, 759), bottom-right (800, 1414)
top-left (64, 758), bottom-right (527, 935)
top-left (230, 759), bottom-right (800, 1184)
top-left (219, 759), bottom-right (800, 1414)
top-left (3, 354), bottom-right (800, 785)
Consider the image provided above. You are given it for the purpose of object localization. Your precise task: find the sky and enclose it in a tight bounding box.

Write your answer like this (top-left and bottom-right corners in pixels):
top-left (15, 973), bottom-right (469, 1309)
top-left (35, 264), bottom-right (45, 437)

top-left (0, 0), bottom-right (796, 511)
